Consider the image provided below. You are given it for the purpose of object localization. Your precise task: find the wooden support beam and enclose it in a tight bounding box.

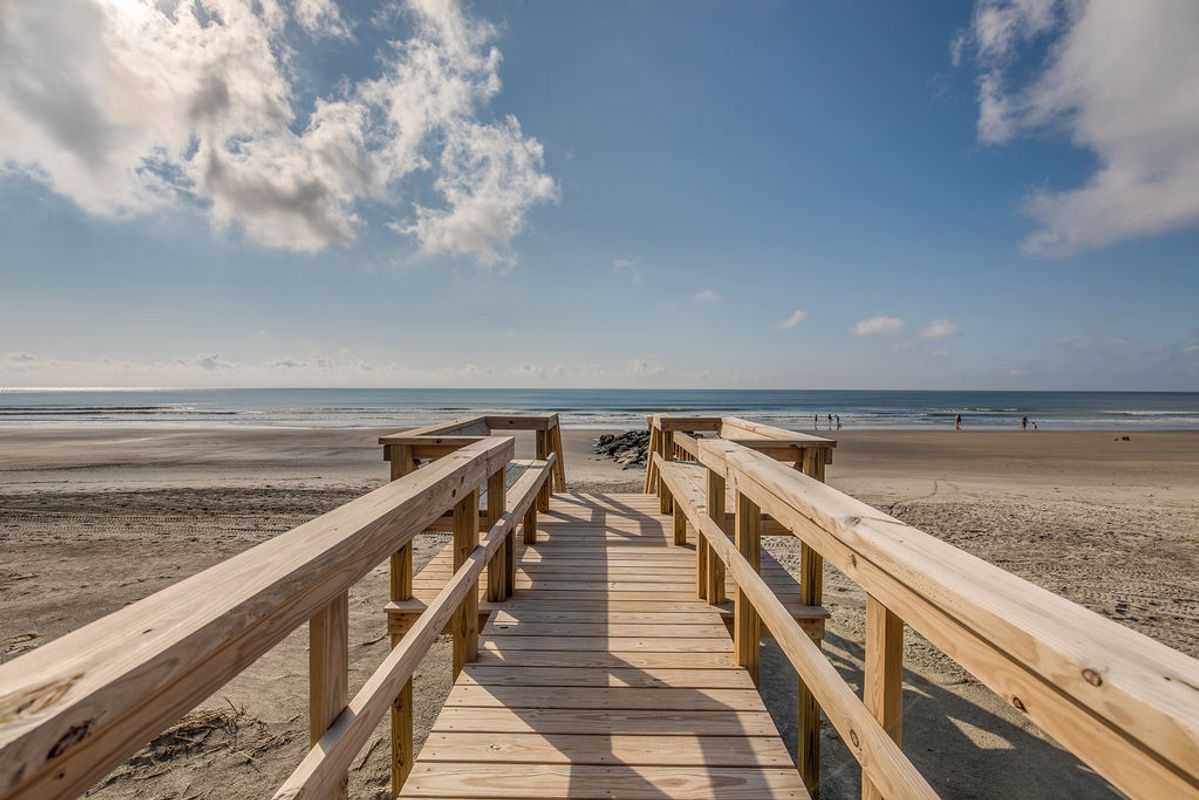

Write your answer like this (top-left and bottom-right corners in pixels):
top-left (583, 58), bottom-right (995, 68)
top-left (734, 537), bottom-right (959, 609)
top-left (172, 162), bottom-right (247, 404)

top-left (535, 431), bottom-right (550, 512)
top-left (863, 594), bottom-right (904, 800)
top-left (549, 424), bottom-right (567, 492)
top-left (798, 446), bottom-right (826, 797)
top-left (522, 503), bottom-right (538, 545)
top-left (673, 504), bottom-right (688, 546)
top-left (705, 469), bottom-right (727, 606)
top-left (386, 439), bottom-right (417, 796)
top-left (735, 492), bottom-right (761, 686)
top-left (388, 544), bottom-right (414, 795)
top-left (309, 592), bottom-right (348, 800)
top-left (658, 431), bottom-right (675, 514)
top-left (485, 470), bottom-right (508, 602)
top-left (643, 426), bottom-right (660, 494)
top-left (452, 490), bottom-right (480, 677)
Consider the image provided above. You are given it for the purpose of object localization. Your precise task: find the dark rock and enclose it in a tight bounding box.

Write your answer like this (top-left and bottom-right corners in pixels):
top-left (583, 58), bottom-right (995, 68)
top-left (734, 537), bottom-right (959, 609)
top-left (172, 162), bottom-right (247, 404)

top-left (593, 429), bottom-right (650, 467)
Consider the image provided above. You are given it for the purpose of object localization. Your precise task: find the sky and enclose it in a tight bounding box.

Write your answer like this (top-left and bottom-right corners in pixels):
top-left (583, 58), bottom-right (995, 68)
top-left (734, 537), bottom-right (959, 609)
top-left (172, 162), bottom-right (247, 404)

top-left (1, 0), bottom-right (1197, 390)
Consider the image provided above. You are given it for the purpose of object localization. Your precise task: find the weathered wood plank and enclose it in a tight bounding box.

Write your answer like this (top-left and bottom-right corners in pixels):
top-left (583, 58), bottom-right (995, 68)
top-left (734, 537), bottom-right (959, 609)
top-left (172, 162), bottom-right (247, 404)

top-left (418, 732), bottom-right (796, 767)
top-left (444, 685), bottom-right (766, 711)
top-left (485, 621), bottom-right (731, 638)
top-left (480, 636), bottom-right (734, 653)
top-left (459, 665), bottom-right (752, 689)
top-left (430, 706), bottom-right (781, 736)
top-left (400, 763), bottom-right (808, 798)
top-left (473, 650), bottom-right (738, 669)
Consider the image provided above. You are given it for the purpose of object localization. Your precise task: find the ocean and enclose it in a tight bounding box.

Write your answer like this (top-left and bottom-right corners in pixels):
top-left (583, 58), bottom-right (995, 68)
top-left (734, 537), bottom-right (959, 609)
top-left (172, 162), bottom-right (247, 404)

top-left (1, 388), bottom-right (1197, 430)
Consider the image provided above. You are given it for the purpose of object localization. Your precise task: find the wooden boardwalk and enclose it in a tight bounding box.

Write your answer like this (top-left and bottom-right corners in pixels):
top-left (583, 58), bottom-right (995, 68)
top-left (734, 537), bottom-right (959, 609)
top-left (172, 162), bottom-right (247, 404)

top-left (399, 492), bottom-right (811, 799)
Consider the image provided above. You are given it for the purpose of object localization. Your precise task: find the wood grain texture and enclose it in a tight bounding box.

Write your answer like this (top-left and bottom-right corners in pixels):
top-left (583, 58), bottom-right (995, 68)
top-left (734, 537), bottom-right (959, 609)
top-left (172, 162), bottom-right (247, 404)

top-left (0, 437), bottom-right (514, 800)
top-left (696, 437), bottom-right (1199, 799)
top-left (401, 492), bottom-right (809, 799)
top-left (863, 594), bottom-right (904, 800)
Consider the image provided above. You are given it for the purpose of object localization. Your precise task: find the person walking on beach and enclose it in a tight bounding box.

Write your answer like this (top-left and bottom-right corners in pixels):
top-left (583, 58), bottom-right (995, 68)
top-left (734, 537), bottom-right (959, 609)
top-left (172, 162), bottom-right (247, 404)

top-left (836, 414), bottom-right (842, 430)
top-left (827, 413), bottom-right (833, 430)
top-left (955, 414), bottom-right (962, 431)
top-left (1032, 420), bottom-right (1039, 431)
top-left (813, 414), bottom-right (818, 429)
top-left (1021, 416), bottom-right (1028, 431)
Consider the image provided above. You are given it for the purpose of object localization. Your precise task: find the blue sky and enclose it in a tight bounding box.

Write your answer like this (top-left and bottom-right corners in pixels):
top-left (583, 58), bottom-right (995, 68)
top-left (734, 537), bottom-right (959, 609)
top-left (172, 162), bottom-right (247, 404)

top-left (1, 0), bottom-right (1197, 389)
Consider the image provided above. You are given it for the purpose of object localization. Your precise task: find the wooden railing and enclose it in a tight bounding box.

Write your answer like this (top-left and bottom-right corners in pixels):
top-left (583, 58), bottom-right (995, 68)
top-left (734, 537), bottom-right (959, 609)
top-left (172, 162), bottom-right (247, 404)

top-left (650, 415), bottom-right (1199, 800)
top-left (0, 415), bottom-right (559, 800)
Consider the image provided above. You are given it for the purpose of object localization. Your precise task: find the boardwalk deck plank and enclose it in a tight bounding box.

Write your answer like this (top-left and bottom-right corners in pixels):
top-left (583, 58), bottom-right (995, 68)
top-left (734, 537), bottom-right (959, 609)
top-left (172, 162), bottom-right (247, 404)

top-left (400, 492), bottom-right (811, 800)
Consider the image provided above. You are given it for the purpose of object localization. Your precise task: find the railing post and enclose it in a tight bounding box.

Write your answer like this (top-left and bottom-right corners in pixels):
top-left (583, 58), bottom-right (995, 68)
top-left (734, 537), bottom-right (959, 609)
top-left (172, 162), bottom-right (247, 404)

top-left (673, 503), bottom-right (688, 546)
top-left (386, 444), bottom-right (416, 796)
top-left (705, 468), bottom-right (727, 605)
top-left (523, 498), bottom-right (538, 545)
top-left (549, 422), bottom-right (567, 492)
top-left (658, 430), bottom-right (675, 514)
top-left (535, 431), bottom-right (551, 512)
top-left (309, 591), bottom-right (348, 800)
top-left (644, 424), bottom-right (660, 494)
top-left (734, 491), bottom-right (761, 686)
top-left (453, 489), bottom-right (480, 677)
top-left (798, 446), bottom-right (827, 797)
top-left (486, 468), bottom-right (508, 602)
top-left (863, 594), bottom-right (904, 800)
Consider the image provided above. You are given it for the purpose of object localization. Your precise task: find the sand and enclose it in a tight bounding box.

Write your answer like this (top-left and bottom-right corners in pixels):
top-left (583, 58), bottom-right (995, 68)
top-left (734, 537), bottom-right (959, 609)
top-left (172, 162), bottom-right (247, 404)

top-left (1, 425), bottom-right (1196, 799)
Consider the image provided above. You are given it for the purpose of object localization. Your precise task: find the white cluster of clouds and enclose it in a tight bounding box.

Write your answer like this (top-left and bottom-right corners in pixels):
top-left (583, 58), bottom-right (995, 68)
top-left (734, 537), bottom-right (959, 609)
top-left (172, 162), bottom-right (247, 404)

top-left (852, 314), bottom-right (907, 337)
top-left (852, 314), bottom-right (964, 341)
top-left (0, 0), bottom-right (556, 263)
top-left (956, 0), bottom-right (1199, 255)
top-left (850, 315), bottom-right (964, 357)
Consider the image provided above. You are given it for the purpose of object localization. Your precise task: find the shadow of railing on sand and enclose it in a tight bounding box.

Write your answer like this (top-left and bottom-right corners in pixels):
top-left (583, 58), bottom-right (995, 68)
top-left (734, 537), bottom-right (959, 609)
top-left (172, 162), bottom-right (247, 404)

top-left (757, 629), bottom-right (1120, 799)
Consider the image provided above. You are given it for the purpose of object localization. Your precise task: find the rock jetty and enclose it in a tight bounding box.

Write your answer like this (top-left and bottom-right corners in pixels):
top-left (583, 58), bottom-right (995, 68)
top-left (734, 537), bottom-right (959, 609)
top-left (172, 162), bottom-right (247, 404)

top-left (593, 430), bottom-right (649, 469)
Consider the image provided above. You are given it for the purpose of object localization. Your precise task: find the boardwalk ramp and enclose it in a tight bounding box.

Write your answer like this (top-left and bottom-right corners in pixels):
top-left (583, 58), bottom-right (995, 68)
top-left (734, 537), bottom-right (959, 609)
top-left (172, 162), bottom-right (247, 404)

top-left (400, 492), bottom-right (809, 799)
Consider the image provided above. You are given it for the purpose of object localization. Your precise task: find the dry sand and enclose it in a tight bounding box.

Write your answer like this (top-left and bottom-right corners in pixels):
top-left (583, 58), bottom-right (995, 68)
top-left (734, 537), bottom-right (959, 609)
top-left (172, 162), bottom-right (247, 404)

top-left (1, 426), bottom-right (1196, 799)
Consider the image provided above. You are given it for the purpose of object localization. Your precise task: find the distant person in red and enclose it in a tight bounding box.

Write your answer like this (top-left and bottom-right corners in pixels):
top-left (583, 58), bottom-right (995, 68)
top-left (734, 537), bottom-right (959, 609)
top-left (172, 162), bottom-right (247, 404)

top-left (955, 414), bottom-right (962, 431)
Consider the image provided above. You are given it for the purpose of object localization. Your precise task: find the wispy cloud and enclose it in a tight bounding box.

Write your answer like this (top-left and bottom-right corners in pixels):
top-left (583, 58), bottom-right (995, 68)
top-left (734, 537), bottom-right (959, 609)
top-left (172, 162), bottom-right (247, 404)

top-left (692, 289), bottom-right (720, 305)
top-left (613, 257), bottom-right (643, 283)
top-left (0, 0), bottom-right (556, 264)
top-left (853, 314), bottom-right (906, 336)
top-left (958, 0), bottom-right (1199, 256)
top-left (627, 359), bottom-right (668, 378)
top-left (920, 319), bottom-right (964, 340)
top-left (774, 309), bottom-right (807, 331)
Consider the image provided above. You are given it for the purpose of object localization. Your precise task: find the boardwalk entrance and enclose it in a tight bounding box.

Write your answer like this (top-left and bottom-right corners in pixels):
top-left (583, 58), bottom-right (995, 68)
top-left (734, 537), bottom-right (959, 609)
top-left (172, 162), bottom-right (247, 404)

top-left (401, 492), bottom-right (809, 799)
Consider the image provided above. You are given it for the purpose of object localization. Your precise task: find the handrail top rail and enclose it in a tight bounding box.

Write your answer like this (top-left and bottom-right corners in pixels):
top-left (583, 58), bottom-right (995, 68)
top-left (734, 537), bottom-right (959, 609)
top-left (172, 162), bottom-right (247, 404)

top-left (676, 438), bottom-right (1199, 794)
top-left (379, 413), bottom-right (560, 444)
top-left (650, 414), bottom-right (835, 447)
top-left (0, 435), bottom-right (517, 796)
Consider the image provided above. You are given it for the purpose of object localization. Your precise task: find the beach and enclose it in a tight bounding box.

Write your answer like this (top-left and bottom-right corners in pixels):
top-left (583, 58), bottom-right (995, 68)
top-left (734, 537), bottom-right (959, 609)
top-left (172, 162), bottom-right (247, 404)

top-left (2, 426), bottom-right (1197, 798)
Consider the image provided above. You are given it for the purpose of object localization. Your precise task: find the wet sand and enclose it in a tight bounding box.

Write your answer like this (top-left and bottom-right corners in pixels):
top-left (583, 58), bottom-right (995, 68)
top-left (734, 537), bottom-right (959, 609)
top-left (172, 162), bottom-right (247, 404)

top-left (1, 426), bottom-right (1196, 798)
